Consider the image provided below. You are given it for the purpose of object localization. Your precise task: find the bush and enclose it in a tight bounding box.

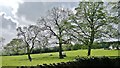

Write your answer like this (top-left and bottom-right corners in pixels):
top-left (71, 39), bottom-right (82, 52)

top-left (71, 44), bottom-right (81, 50)
top-left (32, 46), bottom-right (59, 54)
top-left (63, 44), bottom-right (72, 51)
top-left (32, 48), bottom-right (42, 54)
top-left (92, 42), bottom-right (101, 49)
top-left (63, 44), bottom-right (88, 51)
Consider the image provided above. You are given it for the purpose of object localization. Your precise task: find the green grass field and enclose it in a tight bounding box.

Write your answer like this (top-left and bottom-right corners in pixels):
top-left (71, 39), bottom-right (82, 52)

top-left (1, 49), bottom-right (119, 66)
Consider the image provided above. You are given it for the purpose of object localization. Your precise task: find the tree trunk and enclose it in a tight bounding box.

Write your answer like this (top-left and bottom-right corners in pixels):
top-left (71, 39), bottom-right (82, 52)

top-left (88, 25), bottom-right (94, 56)
top-left (59, 43), bottom-right (63, 59)
top-left (116, 46), bottom-right (119, 50)
top-left (27, 46), bottom-right (32, 61)
top-left (87, 45), bottom-right (91, 56)
top-left (28, 52), bottom-right (32, 61)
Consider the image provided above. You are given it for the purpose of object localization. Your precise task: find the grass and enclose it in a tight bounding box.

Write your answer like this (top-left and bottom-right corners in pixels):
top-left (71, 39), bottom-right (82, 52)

top-left (1, 49), bottom-right (119, 66)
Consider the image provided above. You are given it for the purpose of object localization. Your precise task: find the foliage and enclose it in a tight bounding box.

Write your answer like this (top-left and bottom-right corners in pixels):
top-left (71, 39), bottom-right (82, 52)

top-left (68, 2), bottom-right (118, 56)
top-left (62, 44), bottom-right (73, 51)
top-left (92, 42), bottom-right (101, 49)
top-left (3, 38), bottom-right (26, 55)
top-left (32, 46), bottom-right (59, 54)
top-left (63, 43), bottom-right (102, 51)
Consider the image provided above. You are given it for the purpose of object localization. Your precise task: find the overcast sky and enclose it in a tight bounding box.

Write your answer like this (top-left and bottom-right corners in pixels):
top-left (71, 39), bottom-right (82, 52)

top-left (0, 0), bottom-right (80, 45)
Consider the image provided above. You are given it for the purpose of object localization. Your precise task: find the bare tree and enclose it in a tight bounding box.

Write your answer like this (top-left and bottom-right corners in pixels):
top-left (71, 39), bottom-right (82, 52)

top-left (16, 25), bottom-right (41, 61)
top-left (36, 30), bottom-right (49, 49)
top-left (37, 7), bottom-right (72, 59)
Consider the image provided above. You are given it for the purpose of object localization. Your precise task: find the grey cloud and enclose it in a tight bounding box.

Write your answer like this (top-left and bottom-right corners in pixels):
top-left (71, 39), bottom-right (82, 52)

top-left (0, 28), bottom-right (17, 44)
top-left (0, 5), bottom-right (18, 44)
top-left (17, 2), bottom-right (78, 22)
top-left (1, 14), bottom-right (17, 31)
top-left (0, 13), bottom-right (17, 44)
top-left (0, 6), bottom-right (14, 18)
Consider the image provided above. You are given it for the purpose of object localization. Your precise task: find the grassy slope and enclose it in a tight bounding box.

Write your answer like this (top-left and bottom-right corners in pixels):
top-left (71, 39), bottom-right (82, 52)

top-left (1, 49), bottom-right (119, 66)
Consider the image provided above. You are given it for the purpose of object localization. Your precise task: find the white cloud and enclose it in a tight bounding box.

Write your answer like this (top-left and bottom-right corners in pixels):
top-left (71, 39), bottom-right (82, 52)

top-left (0, 12), bottom-right (17, 44)
top-left (0, 13), bottom-right (17, 29)
top-left (17, 15), bottom-right (35, 26)
top-left (0, 0), bottom-right (23, 18)
top-left (0, 0), bottom-right (24, 44)
top-left (0, 12), bottom-right (19, 26)
top-left (0, 0), bottom-right (23, 6)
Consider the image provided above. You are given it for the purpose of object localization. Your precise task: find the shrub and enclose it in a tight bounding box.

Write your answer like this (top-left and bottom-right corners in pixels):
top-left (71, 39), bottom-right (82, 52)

top-left (32, 46), bottom-right (59, 54)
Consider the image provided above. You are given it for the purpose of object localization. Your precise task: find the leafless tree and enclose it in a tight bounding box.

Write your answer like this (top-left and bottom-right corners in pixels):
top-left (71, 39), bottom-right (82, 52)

top-left (37, 7), bottom-right (72, 59)
top-left (16, 25), bottom-right (41, 61)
